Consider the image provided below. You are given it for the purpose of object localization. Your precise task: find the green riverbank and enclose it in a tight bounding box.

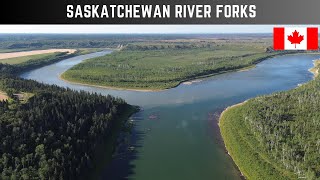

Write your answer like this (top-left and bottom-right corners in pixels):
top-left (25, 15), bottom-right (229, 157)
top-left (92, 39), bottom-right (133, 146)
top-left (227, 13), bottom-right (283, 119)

top-left (219, 60), bottom-right (320, 179)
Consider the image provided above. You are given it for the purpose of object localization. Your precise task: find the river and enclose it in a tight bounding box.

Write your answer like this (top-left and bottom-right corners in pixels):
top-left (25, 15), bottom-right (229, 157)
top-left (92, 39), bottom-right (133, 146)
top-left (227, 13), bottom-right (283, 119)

top-left (21, 50), bottom-right (320, 180)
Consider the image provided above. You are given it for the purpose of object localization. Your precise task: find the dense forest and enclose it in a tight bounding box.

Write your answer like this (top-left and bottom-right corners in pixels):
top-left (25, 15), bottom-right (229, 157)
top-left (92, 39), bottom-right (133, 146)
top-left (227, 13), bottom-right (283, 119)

top-left (220, 62), bottom-right (320, 179)
top-left (62, 42), bottom-right (289, 90)
top-left (0, 58), bottom-right (135, 179)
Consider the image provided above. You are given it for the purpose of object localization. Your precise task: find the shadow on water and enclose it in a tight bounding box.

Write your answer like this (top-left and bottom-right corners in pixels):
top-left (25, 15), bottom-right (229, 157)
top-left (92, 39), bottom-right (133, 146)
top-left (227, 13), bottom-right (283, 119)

top-left (99, 111), bottom-right (146, 180)
top-left (207, 107), bottom-right (246, 180)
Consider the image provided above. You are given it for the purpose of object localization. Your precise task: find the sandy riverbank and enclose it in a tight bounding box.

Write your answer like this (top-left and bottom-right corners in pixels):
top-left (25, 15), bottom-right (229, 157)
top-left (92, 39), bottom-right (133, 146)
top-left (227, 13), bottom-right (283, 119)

top-left (59, 74), bottom-right (163, 92)
top-left (219, 101), bottom-right (247, 127)
top-left (182, 79), bottom-right (202, 85)
top-left (0, 49), bottom-right (77, 60)
top-left (308, 59), bottom-right (320, 78)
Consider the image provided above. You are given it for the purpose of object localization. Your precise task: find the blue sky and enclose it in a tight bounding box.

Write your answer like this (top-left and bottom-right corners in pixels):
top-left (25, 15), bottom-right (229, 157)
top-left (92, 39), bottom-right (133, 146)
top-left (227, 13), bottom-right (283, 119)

top-left (0, 25), bottom-right (317, 34)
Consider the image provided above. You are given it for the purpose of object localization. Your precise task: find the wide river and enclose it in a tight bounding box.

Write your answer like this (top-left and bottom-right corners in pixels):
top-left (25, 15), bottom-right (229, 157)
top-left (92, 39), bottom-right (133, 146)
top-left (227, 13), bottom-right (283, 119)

top-left (21, 50), bottom-right (320, 180)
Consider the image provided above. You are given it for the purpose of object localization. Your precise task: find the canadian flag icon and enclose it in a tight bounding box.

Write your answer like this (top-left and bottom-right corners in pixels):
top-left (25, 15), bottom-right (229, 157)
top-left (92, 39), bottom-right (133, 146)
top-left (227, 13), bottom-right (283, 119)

top-left (274, 27), bottom-right (318, 50)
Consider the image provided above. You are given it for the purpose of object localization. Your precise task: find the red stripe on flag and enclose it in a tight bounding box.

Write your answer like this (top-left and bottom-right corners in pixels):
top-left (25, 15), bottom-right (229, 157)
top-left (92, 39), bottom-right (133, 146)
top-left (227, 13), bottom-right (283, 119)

top-left (307, 28), bottom-right (318, 50)
top-left (273, 28), bottom-right (285, 50)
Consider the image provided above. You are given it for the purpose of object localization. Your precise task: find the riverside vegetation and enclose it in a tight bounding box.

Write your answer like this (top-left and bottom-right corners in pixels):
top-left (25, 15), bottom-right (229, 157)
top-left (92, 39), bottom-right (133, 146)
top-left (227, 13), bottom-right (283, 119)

top-left (62, 41), bottom-right (287, 90)
top-left (219, 61), bottom-right (320, 179)
top-left (0, 52), bottom-right (136, 179)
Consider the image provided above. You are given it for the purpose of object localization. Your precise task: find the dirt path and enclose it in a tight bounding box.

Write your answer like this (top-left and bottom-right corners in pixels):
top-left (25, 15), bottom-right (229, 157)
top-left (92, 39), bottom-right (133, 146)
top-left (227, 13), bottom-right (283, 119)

top-left (0, 49), bottom-right (77, 60)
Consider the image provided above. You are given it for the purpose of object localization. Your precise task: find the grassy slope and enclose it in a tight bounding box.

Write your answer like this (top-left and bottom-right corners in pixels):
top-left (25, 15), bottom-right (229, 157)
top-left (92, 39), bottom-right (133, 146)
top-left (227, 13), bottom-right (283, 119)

top-left (62, 43), bottom-right (281, 90)
top-left (219, 60), bottom-right (320, 180)
top-left (219, 102), bottom-right (296, 180)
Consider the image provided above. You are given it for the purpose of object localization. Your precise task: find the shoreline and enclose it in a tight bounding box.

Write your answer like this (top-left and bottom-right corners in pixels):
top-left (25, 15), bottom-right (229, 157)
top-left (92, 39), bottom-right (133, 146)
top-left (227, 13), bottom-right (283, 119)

top-left (59, 66), bottom-right (258, 92)
top-left (89, 105), bottom-right (139, 179)
top-left (59, 65), bottom-right (265, 92)
top-left (57, 51), bottom-right (309, 92)
top-left (218, 101), bottom-right (248, 178)
top-left (308, 59), bottom-right (320, 78)
top-left (218, 57), bottom-right (320, 179)
top-left (59, 74), bottom-right (162, 92)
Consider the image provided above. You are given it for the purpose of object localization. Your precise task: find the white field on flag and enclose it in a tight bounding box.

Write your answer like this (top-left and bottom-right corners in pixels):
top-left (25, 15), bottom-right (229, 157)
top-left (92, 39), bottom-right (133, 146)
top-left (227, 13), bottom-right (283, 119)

top-left (285, 27), bottom-right (307, 50)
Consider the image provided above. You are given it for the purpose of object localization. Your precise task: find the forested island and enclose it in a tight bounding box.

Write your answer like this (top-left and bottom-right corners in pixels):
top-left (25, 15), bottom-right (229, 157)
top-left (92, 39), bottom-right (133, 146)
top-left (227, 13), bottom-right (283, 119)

top-left (219, 60), bottom-right (320, 179)
top-left (61, 39), bottom-right (288, 90)
top-left (0, 51), bottom-right (137, 179)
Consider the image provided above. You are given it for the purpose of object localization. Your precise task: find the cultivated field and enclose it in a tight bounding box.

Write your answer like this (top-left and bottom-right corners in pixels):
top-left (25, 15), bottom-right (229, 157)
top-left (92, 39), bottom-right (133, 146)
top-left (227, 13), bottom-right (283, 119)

top-left (0, 53), bottom-right (63, 65)
top-left (0, 49), bottom-right (76, 60)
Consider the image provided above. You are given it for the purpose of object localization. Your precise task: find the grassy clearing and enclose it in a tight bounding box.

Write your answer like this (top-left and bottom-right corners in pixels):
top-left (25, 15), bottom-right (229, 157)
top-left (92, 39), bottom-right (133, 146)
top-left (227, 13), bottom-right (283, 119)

top-left (62, 42), bottom-right (281, 90)
top-left (0, 91), bottom-right (8, 101)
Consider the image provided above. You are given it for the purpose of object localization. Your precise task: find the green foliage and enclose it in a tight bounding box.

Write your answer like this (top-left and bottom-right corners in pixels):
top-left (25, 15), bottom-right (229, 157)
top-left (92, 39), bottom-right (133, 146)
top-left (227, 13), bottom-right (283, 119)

top-left (220, 64), bottom-right (320, 179)
top-left (63, 43), bottom-right (284, 90)
top-left (0, 56), bottom-right (135, 179)
top-left (0, 34), bottom-right (222, 51)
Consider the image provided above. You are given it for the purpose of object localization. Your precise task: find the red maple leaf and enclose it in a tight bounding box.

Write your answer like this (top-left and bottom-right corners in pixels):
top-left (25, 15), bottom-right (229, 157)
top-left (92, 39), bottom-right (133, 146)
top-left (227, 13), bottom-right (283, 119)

top-left (288, 30), bottom-right (304, 48)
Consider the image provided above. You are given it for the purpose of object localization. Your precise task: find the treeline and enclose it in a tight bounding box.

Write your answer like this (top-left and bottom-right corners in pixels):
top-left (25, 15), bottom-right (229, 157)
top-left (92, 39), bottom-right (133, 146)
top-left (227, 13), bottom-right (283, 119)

top-left (223, 64), bottom-right (320, 179)
top-left (0, 34), bottom-right (215, 51)
top-left (123, 42), bottom-right (215, 51)
top-left (0, 35), bottom-right (131, 50)
top-left (0, 59), bottom-right (135, 179)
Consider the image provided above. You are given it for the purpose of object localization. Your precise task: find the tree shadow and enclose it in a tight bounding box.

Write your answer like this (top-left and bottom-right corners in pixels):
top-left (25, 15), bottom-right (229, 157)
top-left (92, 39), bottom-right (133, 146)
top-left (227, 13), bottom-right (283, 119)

top-left (98, 110), bottom-right (146, 180)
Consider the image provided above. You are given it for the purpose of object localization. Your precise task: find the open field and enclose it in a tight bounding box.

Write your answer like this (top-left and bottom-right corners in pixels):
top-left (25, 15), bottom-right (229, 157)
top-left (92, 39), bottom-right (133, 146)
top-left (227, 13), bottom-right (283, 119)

top-left (0, 52), bottom-right (63, 65)
top-left (0, 91), bottom-right (8, 101)
top-left (219, 62), bottom-right (320, 179)
top-left (0, 49), bottom-right (76, 60)
top-left (62, 40), bottom-right (284, 90)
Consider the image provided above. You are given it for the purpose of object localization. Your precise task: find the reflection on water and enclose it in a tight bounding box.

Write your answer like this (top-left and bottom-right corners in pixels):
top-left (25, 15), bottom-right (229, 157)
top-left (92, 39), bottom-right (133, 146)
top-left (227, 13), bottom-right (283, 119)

top-left (21, 52), bottom-right (320, 180)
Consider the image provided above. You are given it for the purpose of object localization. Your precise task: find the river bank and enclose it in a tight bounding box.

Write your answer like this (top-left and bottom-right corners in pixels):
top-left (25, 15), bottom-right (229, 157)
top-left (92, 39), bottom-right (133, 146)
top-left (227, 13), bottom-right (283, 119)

top-left (59, 51), bottom-right (316, 92)
top-left (218, 58), bottom-right (320, 179)
top-left (89, 105), bottom-right (140, 179)
top-left (59, 74), bottom-right (161, 92)
top-left (22, 50), bottom-right (320, 180)
top-left (59, 57), bottom-right (275, 92)
top-left (308, 59), bottom-right (320, 78)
